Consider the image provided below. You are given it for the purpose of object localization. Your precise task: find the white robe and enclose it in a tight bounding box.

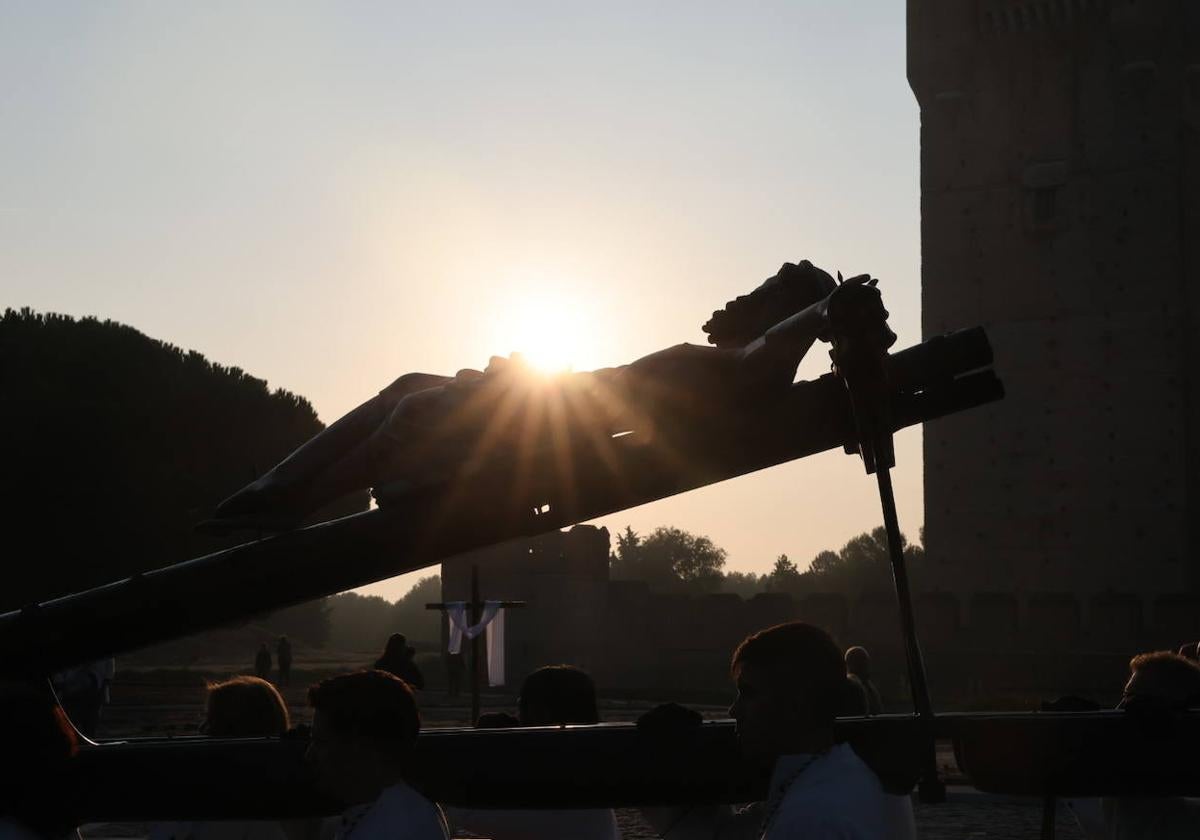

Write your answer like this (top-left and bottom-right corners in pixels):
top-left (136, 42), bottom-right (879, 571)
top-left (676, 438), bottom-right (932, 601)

top-left (643, 743), bottom-right (915, 840)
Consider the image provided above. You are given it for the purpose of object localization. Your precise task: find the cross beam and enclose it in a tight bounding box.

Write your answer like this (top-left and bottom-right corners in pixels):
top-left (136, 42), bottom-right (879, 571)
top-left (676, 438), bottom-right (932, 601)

top-left (0, 327), bottom-right (1000, 676)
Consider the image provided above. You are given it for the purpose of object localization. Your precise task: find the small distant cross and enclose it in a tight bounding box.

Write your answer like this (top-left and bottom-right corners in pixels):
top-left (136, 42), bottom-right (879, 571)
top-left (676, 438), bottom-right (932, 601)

top-left (426, 564), bottom-right (525, 724)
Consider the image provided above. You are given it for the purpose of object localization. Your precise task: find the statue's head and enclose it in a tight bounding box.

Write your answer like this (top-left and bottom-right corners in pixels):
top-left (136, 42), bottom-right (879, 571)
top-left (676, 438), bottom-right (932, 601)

top-left (702, 260), bottom-right (837, 349)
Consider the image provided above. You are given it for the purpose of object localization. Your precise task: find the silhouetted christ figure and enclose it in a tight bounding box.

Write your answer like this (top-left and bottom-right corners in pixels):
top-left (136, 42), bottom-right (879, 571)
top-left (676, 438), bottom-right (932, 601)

top-left (209, 261), bottom-right (893, 531)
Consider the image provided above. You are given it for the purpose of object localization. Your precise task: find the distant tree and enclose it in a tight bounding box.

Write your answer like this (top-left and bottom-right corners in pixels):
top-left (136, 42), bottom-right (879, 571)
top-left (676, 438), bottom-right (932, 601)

top-left (609, 525), bottom-right (727, 593)
top-left (763, 553), bottom-right (808, 597)
top-left (609, 526), bottom-right (642, 572)
top-left (772, 554), bottom-right (799, 577)
top-left (391, 575), bottom-right (442, 645)
top-left (767, 553), bottom-right (800, 583)
top-left (260, 598), bottom-right (332, 648)
top-left (721, 570), bottom-right (765, 599)
top-left (0, 308), bottom-right (369, 611)
top-left (809, 550), bottom-right (843, 576)
top-left (325, 576), bottom-right (443, 654)
top-left (327, 592), bottom-right (396, 652)
top-left (804, 527), bottom-right (924, 594)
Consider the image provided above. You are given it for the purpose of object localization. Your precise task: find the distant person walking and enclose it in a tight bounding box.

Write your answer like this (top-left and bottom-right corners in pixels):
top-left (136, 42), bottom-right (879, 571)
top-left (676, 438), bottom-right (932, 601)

top-left (844, 646), bottom-right (884, 716)
top-left (276, 636), bottom-right (293, 687)
top-left (254, 642), bottom-right (272, 681)
top-left (375, 633), bottom-right (425, 690)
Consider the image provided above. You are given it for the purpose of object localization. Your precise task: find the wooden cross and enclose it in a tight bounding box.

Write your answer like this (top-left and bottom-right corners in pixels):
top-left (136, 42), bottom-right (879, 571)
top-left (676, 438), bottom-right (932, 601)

top-left (427, 564), bottom-right (525, 724)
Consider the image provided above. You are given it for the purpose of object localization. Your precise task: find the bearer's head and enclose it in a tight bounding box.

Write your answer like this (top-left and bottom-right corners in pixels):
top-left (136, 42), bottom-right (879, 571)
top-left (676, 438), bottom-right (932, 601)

top-left (729, 622), bottom-right (846, 758)
top-left (518, 664), bottom-right (600, 726)
top-left (204, 675), bottom-right (289, 737)
top-left (1120, 651), bottom-right (1200, 712)
top-left (306, 670), bottom-right (419, 804)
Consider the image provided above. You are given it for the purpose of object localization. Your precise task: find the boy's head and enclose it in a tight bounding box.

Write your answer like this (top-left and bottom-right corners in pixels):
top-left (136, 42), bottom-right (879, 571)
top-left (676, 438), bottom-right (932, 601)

top-left (518, 665), bottom-right (600, 726)
top-left (306, 670), bottom-right (419, 803)
top-left (728, 622), bottom-right (846, 757)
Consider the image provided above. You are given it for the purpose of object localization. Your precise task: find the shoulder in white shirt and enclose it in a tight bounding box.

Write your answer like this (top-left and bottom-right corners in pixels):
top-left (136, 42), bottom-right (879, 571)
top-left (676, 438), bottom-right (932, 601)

top-left (444, 806), bottom-right (621, 840)
top-left (334, 782), bottom-right (448, 840)
top-left (766, 743), bottom-right (915, 840)
top-left (643, 742), bottom-right (914, 840)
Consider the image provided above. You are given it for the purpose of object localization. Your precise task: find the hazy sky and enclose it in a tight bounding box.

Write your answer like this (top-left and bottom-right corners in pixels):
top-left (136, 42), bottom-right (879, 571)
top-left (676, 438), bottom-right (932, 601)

top-left (1, 2), bottom-right (925, 601)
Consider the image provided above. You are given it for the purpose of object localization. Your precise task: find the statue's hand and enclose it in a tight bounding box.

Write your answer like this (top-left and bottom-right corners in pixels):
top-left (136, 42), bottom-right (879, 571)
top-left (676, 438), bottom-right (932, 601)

top-left (818, 274), bottom-right (894, 347)
top-left (442, 354), bottom-right (538, 398)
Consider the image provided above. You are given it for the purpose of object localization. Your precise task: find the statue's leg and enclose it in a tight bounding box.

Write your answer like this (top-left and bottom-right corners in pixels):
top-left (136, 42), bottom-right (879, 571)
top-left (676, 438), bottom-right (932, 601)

top-left (306, 384), bottom-right (478, 504)
top-left (210, 372), bottom-right (451, 526)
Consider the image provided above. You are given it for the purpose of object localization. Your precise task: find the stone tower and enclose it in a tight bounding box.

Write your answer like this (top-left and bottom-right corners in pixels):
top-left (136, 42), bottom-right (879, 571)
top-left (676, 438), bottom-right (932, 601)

top-left (909, 0), bottom-right (1200, 642)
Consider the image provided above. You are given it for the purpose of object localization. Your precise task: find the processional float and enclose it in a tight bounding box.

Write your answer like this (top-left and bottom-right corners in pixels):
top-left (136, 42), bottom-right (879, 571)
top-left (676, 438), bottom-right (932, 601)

top-left (1, 264), bottom-right (1197, 832)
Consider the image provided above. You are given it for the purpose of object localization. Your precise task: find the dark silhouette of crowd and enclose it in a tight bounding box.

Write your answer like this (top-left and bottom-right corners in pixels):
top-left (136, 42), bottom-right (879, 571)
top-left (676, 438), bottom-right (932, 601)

top-left (13, 622), bottom-right (1200, 839)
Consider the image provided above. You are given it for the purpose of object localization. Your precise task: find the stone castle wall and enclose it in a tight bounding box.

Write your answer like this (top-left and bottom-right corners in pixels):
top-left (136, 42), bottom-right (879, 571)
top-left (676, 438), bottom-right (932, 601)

top-left (909, 0), bottom-right (1200, 611)
top-left (445, 526), bottom-right (1200, 707)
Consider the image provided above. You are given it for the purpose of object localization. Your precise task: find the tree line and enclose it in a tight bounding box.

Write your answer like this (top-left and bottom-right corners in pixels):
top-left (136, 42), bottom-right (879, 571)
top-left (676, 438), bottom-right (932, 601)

top-left (325, 575), bottom-right (442, 651)
top-left (610, 525), bottom-right (926, 601)
top-left (0, 308), bottom-right (367, 611)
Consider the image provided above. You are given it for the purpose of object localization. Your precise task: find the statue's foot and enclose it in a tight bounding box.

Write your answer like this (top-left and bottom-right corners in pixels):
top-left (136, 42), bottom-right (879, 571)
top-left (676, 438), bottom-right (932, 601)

top-left (194, 512), bottom-right (305, 536)
top-left (201, 475), bottom-right (312, 534)
top-left (702, 260), bottom-right (838, 349)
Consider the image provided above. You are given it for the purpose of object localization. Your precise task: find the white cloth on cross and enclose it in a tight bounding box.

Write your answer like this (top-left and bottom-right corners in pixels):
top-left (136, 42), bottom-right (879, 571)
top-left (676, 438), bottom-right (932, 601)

top-left (485, 606), bottom-right (505, 687)
top-left (445, 601), bottom-right (506, 686)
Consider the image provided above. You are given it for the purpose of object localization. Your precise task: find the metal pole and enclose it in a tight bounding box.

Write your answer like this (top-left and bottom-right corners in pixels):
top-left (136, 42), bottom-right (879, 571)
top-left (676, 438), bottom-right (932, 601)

top-left (470, 564), bottom-right (481, 725)
top-left (876, 466), bottom-right (933, 720)
top-left (876, 459), bottom-right (945, 803)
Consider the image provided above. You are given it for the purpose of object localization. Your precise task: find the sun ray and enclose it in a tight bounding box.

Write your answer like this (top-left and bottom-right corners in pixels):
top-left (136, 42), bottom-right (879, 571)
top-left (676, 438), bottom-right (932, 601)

top-left (494, 291), bottom-right (597, 374)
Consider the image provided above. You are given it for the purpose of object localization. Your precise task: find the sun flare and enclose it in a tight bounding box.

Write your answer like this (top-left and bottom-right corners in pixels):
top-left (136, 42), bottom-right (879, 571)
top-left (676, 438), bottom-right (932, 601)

top-left (499, 294), bottom-right (596, 374)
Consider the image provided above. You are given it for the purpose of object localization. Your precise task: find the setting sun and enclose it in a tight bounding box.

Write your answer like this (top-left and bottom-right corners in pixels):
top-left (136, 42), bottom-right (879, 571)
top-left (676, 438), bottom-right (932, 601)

top-left (496, 293), bottom-right (597, 374)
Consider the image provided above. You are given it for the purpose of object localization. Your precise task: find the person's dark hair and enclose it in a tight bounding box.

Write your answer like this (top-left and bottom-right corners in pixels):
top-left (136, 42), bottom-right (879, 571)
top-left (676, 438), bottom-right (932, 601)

top-left (475, 711), bottom-right (521, 729)
top-left (1127, 650), bottom-right (1200, 708)
top-left (377, 633), bottom-right (415, 666)
top-left (205, 676), bottom-right (289, 737)
top-left (518, 665), bottom-right (600, 725)
top-left (308, 669), bottom-right (420, 755)
top-left (732, 622), bottom-right (847, 725)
